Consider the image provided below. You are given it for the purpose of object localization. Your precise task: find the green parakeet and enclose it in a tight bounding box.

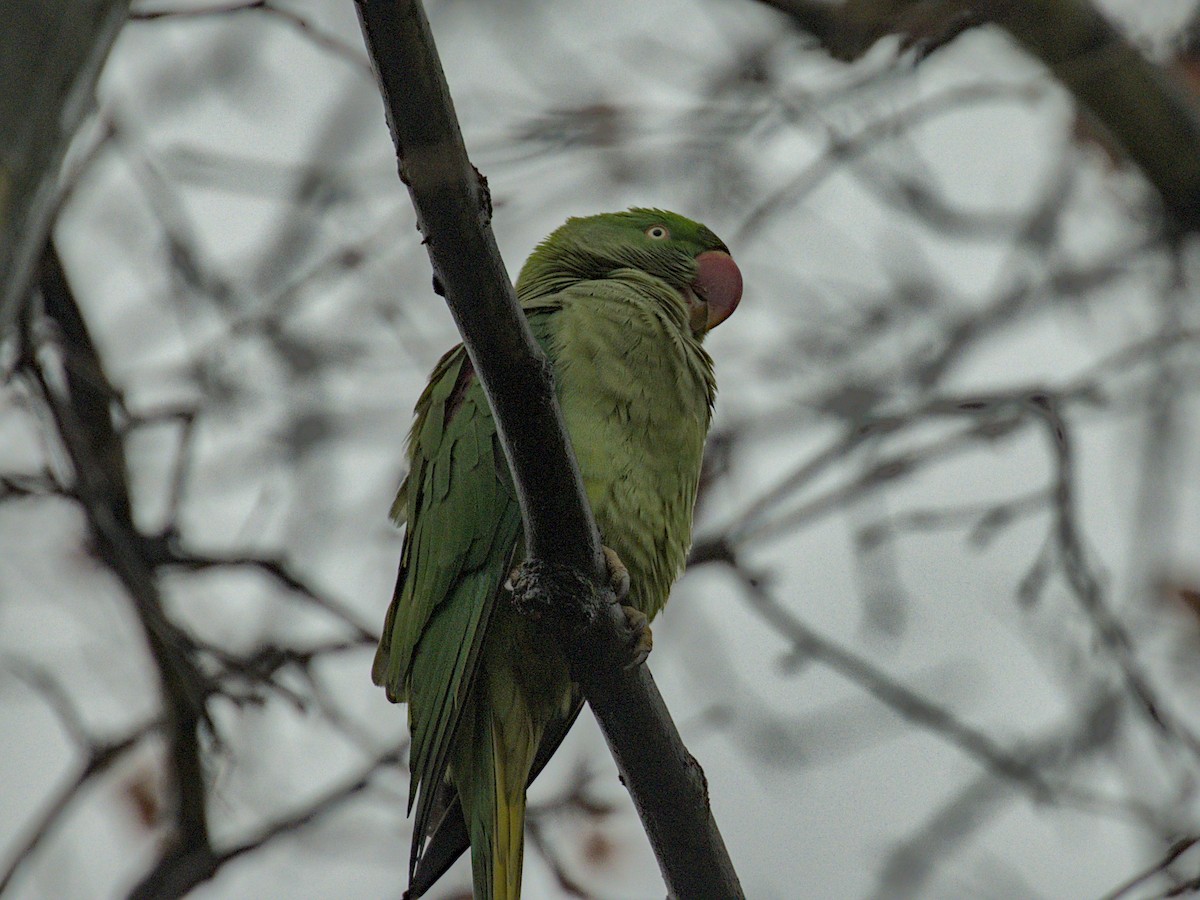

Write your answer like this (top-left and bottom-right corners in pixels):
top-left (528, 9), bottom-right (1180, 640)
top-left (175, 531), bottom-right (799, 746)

top-left (374, 208), bottom-right (742, 899)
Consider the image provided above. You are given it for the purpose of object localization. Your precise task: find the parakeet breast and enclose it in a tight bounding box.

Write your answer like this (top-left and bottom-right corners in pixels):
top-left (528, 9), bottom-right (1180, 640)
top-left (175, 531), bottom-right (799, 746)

top-left (546, 273), bottom-right (715, 620)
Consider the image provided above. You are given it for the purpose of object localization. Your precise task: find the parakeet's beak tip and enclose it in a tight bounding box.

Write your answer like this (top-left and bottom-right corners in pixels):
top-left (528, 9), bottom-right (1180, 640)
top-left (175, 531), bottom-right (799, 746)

top-left (691, 250), bottom-right (742, 332)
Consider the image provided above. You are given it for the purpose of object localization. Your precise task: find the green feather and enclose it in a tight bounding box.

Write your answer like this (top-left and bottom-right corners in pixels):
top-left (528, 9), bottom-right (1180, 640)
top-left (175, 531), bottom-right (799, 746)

top-left (375, 209), bottom-right (735, 899)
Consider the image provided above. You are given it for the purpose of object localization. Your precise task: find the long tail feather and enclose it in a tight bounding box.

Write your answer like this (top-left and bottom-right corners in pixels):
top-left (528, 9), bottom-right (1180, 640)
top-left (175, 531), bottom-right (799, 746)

top-left (487, 735), bottom-right (525, 900)
top-left (465, 724), bottom-right (528, 900)
top-left (407, 697), bottom-right (583, 898)
top-left (455, 699), bottom-right (538, 900)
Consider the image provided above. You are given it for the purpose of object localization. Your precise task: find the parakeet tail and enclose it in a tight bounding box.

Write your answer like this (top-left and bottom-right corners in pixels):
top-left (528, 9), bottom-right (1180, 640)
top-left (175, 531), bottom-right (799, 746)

top-left (458, 706), bottom-right (537, 900)
top-left (489, 734), bottom-right (526, 900)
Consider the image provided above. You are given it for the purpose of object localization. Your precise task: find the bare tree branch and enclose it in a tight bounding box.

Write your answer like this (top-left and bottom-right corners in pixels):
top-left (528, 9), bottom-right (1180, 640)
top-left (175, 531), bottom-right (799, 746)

top-left (731, 562), bottom-right (1055, 796)
top-left (758, 0), bottom-right (1200, 230)
top-left (0, 664), bottom-right (156, 898)
top-left (129, 1), bottom-right (372, 77)
top-left (29, 245), bottom-right (215, 897)
top-left (1029, 394), bottom-right (1200, 755)
top-left (981, 0), bottom-right (1200, 231)
top-left (873, 692), bottom-right (1130, 900)
top-left (756, 0), bottom-right (980, 61)
top-left (1099, 836), bottom-right (1200, 900)
top-left (127, 748), bottom-right (403, 900)
top-left (158, 548), bottom-right (378, 640)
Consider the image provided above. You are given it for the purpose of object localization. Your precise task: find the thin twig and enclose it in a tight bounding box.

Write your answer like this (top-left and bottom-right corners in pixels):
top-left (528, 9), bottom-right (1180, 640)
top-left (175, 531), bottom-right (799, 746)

top-left (1099, 836), bottom-right (1200, 900)
top-left (129, 1), bottom-right (373, 76)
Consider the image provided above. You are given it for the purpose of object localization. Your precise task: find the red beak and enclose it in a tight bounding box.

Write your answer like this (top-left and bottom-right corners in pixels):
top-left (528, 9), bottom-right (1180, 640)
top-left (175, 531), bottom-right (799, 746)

top-left (691, 250), bottom-right (742, 331)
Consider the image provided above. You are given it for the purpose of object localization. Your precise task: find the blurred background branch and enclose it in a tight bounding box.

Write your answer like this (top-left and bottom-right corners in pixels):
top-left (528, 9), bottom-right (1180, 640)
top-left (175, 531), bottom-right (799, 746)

top-left (0, 1), bottom-right (132, 336)
top-left (758, 0), bottom-right (1200, 229)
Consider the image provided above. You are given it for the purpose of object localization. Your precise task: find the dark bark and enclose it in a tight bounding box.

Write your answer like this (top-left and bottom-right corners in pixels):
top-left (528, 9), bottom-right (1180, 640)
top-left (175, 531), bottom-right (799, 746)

top-left (353, 1), bottom-right (744, 897)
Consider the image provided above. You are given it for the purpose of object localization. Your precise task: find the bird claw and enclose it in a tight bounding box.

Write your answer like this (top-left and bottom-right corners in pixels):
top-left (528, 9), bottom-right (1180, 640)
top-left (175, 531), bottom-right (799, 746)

top-left (601, 547), bottom-right (649, 668)
top-left (621, 604), bottom-right (652, 670)
top-left (507, 547), bottom-right (647, 665)
top-left (602, 545), bottom-right (630, 602)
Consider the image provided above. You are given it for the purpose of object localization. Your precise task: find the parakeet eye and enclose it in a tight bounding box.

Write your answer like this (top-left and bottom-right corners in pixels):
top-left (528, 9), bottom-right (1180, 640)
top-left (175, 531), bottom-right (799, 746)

top-left (645, 225), bottom-right (670, 240)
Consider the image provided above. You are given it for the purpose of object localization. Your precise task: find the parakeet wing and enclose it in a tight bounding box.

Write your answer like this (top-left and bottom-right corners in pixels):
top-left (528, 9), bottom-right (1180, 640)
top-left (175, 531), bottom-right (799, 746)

top-left (372, 342), bottom-right (523, 872)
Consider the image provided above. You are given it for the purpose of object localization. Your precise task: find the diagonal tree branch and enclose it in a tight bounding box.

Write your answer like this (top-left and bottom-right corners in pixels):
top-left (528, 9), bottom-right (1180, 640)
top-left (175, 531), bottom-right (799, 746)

top-left (1098, 835), bottom-right (1200, 900)
top-left (129, 1), bottom-right (372, 76)
top-left (352, 1), bottom-right (743, 897)
top-left (758, 0), bottom-right (1200, 231)
top-left (0, 707), bottom-right (154, 897)
top-left (124, 748), bottom-right (403, 900)
top-left (28, 244), bottom-right (215, 899)
top-left (982, 0), bottom-right (1200, 231)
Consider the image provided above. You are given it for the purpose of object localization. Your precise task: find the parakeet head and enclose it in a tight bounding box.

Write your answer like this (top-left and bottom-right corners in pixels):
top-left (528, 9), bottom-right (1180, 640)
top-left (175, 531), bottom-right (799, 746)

top-left (517, 208), bottom-right (742, 335)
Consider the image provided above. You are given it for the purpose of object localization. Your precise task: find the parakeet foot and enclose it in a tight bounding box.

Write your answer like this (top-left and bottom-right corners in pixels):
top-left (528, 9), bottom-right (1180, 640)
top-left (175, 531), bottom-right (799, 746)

top-left (600, 546), bottom-right (649, 668)
top-left (602, 545), bottom-right (630, 602)
top-left (506, 547), bottom-right (648, 667)
top-left (621, 604), bottom-right (653, 670)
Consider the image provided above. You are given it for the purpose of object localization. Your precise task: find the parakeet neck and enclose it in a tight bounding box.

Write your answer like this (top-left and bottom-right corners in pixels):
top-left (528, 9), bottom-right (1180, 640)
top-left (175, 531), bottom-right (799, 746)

top-left (514, 246), bottom-right (596, 301)
top-left (518, 264), bottom-right (694, 338)
top-left (517, 241), bottom-right (682, 304)
top-left (515, 268), bottom-right (578, 303)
